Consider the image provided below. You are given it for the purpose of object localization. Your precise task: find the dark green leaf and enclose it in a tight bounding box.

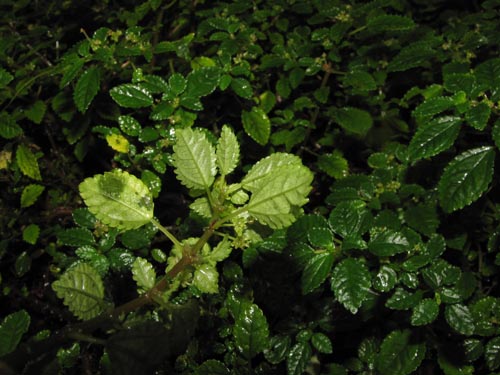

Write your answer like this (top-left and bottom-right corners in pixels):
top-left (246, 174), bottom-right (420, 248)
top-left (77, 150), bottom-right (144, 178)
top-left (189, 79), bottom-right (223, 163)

top-left (465, 102), bottom-right (491, 130)
top-left (376, 330), bottom-right (426, 375)
top-left (329, 200), bottom-right (372, 238)
top-left (264, 335), bottom-right (291, 364)
top-left (231, 77), bottom-right (253, 99)
top-left (73, 67), bottom-right (100, 113)
top-left (331, 258), bottom-right (371, 314)
top-left (369, 230), bottom-right (409, 257)
top-left (412, 96), bottom-right (455, 120)
top-left (0, 112), bottom-right (22, 139)
top-left (233, 303), bottom-right (269, 359)
top-left (287, 342), bottom-right (312, 375)
top-left (0, 310), bottom-right (30, 357)
top-left (438, 146), bottom-right (495, 213)
top-left (317, 152), bottom-right (349, 179)
top-left (404, 203), bottom-right (439, 237)
top-left (333, 107), bottom-right (373, 136)
top-left (411, 298), bottom-right (439, 326)
top-left (373, 265), bottom-right (398, 292)
top-left (242, 107), bottom-right (271, 145)
top-left (367, 14), bottom-right (415, 32)
top-left (118, 115), bottom-right (141, 136)
top-left (110, 84), bottom-right (153, 108)
top-left (445, 304), bottom-right (475, 336)
top-left (386, 288), bottom-right (423, 310)
top-left (20, 184), bottom-right (45, 208)
top-left (312, 333), bottom-right (333, 354)
top-left (302, 253), bottom-right (334, 294)
top-left (196, 360), bottom-right (230, 375)
top-left (185, 66), bottom-right (221, 98)
top-left (485, 337), bottom-right (500, 371)
top-left (57, 227), bottom-right (95, 247)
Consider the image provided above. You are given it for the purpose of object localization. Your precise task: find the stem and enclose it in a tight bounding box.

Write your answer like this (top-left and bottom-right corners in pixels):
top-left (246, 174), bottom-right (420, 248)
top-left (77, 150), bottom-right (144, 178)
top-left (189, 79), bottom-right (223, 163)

top-left (150, 217), bottom-right (182, 248)
top-left (66, 332), bottom-right (107, 346)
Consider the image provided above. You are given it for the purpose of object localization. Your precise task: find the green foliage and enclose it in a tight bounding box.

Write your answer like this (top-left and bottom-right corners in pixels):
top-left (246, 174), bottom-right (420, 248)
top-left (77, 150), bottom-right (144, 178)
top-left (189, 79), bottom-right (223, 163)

top-left (2, 1), bottom-right (500, 373)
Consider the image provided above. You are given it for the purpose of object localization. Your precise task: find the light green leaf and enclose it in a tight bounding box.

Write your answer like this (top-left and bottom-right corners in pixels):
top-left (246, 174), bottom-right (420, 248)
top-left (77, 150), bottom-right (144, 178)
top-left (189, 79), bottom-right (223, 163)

top-left (411, 298), bottom-right (439, 326)
top-left (445, 304), bottom-right (475, 336)
top-left (206, 237), bottom-right (232, 264)
top-left (79, 169), bottom-right (154, 230)
top-left (333, 107), bottom-right (373, 136)
top-left (408, 116), bottom-right (461, 163)
top-left (242, 107), bottom-right (271, 145)
top-left (193, 264), bottom-right (219, 293)
top-left (190, 197), bottom-right (212, 218)
top-left (244, 164), bottom-right (313, 229)
top-left (331, 258), bottom-right (371, 314)
top-left (233, 303), bottom-right (269, 359)
top-left (242, 153), bottom-right (302, 192)
top-left (0, 310), bottom-right (30, 357)
top-left (16, 144), bottom-right (41, 180)
top-left (311, 333), bottom-right (333, 354)
top-left (73, 67), bottom-right (100, 113)
top-left (485, 337), bottom-right (500, 371)
top-left (52, 263), bottom-right (105, 320)
top-left (132, 257), bottom-right (156, 292)
top-left (369, 230), bottom-right (409, 257)
top-left (438, 146), bottom-right (495, 213)
top-left (302, 253), bottom-right (334, 294)
top-left (287, 342), bottom-right (312, 375)
top-left (173, 127), bottom-right (217, 190)
top-left (110, 84), bottom-right (153, 108)
top-left (216, 125), bottom-right (239, 176)
top-left (376, 330), bottom-right (426, 375)
top-left (20, 184), bottom-right (45, 208)
top-left (23, 224), bottom-right (40, 245)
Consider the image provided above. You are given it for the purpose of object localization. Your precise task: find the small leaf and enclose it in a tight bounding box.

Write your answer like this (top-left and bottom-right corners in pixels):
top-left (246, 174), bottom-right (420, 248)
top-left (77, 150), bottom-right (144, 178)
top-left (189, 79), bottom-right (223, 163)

top-left (72, 208), bottom-right (97, 228)
top-left (172, 127), bottom-right (217, 190)
top-left (75, 246), bottom-right (109, 276)
top-left (185, 66), bottom-right (221, 97)
top-left (0, 67), bottom-right (14, 88)
top-left (386, 288), bottom-right (423, 310)
top-left (106, 133), bottom-right (129, 153)
top-left (311, 333), bottom-right (333, 354)
top-left (16, 144), bottom-right (41, 180)
top-left (485, 337), bottom-right (500, 371)
top-left (317, 151), bottom-right (349, 179)
top-left (231, 77), bottom-right (253, 99)
top-left (57, 228), bottom-right (95, 247)
top-left (25, 100), bottom-right (47, 124)
top-left (110, 84), bottom-right (153, 108)
top-left (408, 116), bottom-right (461, 163)
top-left (438, 146), bottom-right (495, 213)
top-left (287, 342), bottom-right (312, 375)
top-left (333, 107), bottom-right (373, 136)
top-left (206, 237), bottom-right (232, 264)
top-left (411, 298), bottom-right (439, 326)
top-left (169, 73), bottom-right (187, 95)
top-left (52, 263), bottom-right (105, 320)
top-left (376, 329), bottom-right (426, 375)
top-left (79, 169), bottom-right (154, 230)
top-left (302, 252), bottom-right (334, 294)
top-left (118, 115), bottom-right (141, 136)
top-left (193, 264), bottom-right (219, 293)
top-left (445, 304), bottom-right (475, 336)
top-left (23, 224), bottom-right (40, 245)
top-left (329, 200), bottom-right (372, 239)
top-left (412, 96), bottom-right (455, 120)
top-left (196, 360), bottom-right (231, 375)
top-left (331, 258), bottom-right (371, 314)
top-left (465, 101), bottom-right (491, 130)
top-left (367, 14), bottom-right (415, 32)
top-left (73, 67), bottom-right (100, 113)
top-left (373, 265), bottom-right (398, 292)
top-left (216, 125), bottom-right (239, 176)
top-left (132, 257), bottom-right (156, 292)
top-left (20, 184), bottom-right (45, 208)
top-left (369, 230), bottom-right (409, 257)
top-left (0, 310), bottom-right (30, 357)
top-left (233, 303), bottom-right (270, 359)
top-left (0, 112), bottom-right (23, 139)
top-left (242, 107), bottom-right (271, 145)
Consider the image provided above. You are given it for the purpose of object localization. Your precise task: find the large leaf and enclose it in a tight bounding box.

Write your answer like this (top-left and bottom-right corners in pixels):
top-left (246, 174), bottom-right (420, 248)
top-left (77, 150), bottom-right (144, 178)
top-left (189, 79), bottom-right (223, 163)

top-left (301, 252), bottom-right (334, 294)
top-left (79, 169), bottom-right (154, 230)
top-left (408, 116), bottom-right (461, 163)
top-left (376, 329), bottom-right (426, 375)
top-left (52, 263), bottom-right (105, 320)
top-left (244, 164), bottom-right (313, 229)
top-left (233, 303), bottom-right (269, 359)
top-left (216, 125), bottom-right (239, 176)
top-left (242, 107), bottom-right (271, 145)
top-left (331, 258), bottom-right (371, 314)
top-left (73, 67), bottom-right (100, 113)
top-left (110, 84), bottom-right (153, 108)
top-left (438, 146), bottom-right (495, 213)
top-left (0, 310), bottom-right (30, 357)
top-left (173, 127), bottom-right (217, 190)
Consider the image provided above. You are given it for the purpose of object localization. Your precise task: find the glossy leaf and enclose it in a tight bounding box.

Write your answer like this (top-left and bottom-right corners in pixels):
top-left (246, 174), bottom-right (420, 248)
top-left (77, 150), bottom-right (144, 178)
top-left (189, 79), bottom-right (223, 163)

top-left (196, 360), bottom-right (230, 375)
top-left (373, 265), bottom-right (398, 292)
top-left (408, 116), bottom-right (461, 163)
top-left (173, 127), bottom-right (217, 190)
top-left (57, 227), bottom-right (95, 247)
top-left (118, 115), bottom-right (141, 136)
top-left (376, 330), bottom-right (426, 375)
top-left (233, 303), bottom-right (269, 359)
top-left (242, 107), bottom-right (271, 145)
top-left (287, 342), bottom-right (312, 375)
top-left (185, 66), bottom-right (221, 97)
top-left (386, 288), bottom-right (423, 310)
top-left (193, 264), bottom-right (219, 293)
top-left (411, 298), bottom-right (439, 326)
top-left (216, 125), bottom-right (239, 176)
top-left (110, 84), bottom-right (154, 108)
top-left (132, 257), bottom-right (156, 292)
top-left (412, 96), bottom-right (455, 120)
top-left (331, 258), bottom-right (371, 314)
top-left (73, 67), bottom-right (100, 113)
top-left (445, 304), bottom-right (475, 336)
top-left (231, 77), bottom-right (253, 99)
top-left (301, 252), bottom-right (334, 294)
top-left (0, 310), bottom-right (30, 357)
top-left (20, 184), bottom-right (45, 208)
top-left (329, 200), bottom-right (372, 238)
top-left (52, 263), bottom-right (105, 320)
top-left (16, 144), bottom-right (41, 180)
top-left (79, 169), bottom-right (154, 230)
top-left (438, 146), bottom-right (495, 213)
top-left (485, 337), bottom-right (500, 371)
top-left (312, 333), bottom-right (333, 354)
top-left (369, 230), bottom-right (409, 257)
